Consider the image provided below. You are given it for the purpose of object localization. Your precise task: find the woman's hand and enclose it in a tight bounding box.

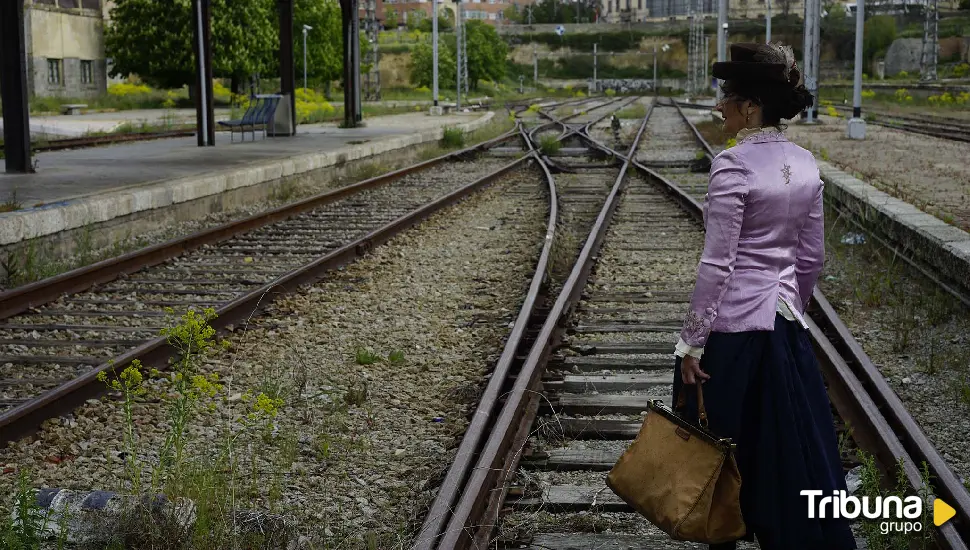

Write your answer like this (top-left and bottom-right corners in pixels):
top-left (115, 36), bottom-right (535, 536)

top-left (681, 355), bottom-right (711, 384)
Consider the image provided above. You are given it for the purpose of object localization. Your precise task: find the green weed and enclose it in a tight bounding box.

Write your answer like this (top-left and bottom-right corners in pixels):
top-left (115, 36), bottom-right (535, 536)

top-left (539, 135), bottom-right (561, 156)
top-left (388, 349), bottom-right (406, 363)
top-left (441, 127), bottom-right (466, 148)
top-left (355, 347), bottom-right (382, 365)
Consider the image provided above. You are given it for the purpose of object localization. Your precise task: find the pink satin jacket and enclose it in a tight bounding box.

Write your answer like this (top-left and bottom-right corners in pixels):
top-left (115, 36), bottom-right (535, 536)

top-left (678, 130), bottom-right (825, 349)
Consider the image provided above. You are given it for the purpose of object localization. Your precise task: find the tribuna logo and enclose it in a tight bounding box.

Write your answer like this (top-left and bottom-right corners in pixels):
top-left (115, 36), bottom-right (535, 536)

top-left (801, 490), bottom-right (924, 534)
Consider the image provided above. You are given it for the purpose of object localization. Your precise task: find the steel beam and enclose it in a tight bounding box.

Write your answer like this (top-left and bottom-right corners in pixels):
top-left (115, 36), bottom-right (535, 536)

top-left (1, 0), bottom-right (33, 172)
top-left (278, 0), bottom-right (297, 135)
top-left (340, 0), bottom-right (361, 127)
top-left (192, 0), bottom-right (215, 146)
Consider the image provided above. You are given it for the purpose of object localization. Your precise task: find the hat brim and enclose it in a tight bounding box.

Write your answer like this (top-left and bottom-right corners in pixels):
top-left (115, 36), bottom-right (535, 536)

top-left (712, 61), bottom-right (789, 83)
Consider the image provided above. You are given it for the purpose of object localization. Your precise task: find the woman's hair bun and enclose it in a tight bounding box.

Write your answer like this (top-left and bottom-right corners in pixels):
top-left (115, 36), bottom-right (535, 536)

top-left (776, 84), bottom-right (813, 120)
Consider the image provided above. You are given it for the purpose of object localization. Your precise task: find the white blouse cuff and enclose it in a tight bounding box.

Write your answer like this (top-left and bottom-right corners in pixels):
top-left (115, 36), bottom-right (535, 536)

top-left (674, 338), bottom-right (704, 359)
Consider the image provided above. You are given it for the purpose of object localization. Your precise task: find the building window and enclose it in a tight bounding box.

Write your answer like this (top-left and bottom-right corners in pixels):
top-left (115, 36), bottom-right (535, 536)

top-left (47, 59), bottom-right (63, 86)
top-left (81, 60), bottom-right (94, 85)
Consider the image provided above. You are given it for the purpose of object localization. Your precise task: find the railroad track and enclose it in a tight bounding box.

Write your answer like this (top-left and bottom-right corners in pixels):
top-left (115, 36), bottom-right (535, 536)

top-left (413, 98), bottom-right (970, 550)
top-left (830, 105), bottom-right (970, 143)
top-left (0, 119), bottom-right (539, 444)
top-left (0, 95), bottom-right (640, 443)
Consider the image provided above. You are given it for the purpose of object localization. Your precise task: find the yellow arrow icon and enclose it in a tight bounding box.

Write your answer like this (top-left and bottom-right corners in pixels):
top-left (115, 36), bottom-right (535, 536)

top-left (934, 499), bottom-right (956, 527)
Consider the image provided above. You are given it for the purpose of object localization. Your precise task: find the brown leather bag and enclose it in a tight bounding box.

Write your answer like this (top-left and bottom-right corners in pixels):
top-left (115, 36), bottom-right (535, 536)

top-left (605, 384), bottom-right (746, 544)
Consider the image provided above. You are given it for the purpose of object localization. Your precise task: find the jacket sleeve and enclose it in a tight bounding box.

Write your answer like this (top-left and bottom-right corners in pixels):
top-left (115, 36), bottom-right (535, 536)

top-left (678, 150), bottom-right (748, 349)
top-left (795, 178), bottom-right (825, 313)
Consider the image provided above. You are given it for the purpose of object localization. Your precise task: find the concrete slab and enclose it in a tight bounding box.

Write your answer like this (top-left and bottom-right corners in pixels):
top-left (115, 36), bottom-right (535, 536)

top-left (818, 159), bottom-right (970, 295)
top-left (0, 111), bottom-right (494, 246)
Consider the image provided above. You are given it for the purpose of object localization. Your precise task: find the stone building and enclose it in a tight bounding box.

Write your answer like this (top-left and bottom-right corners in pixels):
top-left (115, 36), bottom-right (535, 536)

top-left (25, 0), bottom-right (108, 98)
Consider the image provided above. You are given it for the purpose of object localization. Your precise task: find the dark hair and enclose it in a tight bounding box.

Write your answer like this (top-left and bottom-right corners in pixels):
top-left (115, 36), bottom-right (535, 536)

top-left (719, 69), bottom-right (814, 126)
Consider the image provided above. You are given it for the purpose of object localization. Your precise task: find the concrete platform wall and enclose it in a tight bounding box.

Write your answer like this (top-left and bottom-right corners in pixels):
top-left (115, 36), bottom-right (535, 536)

top-left (819, 161), bottom-right (970, 298)
top-left (0, 113), bottom-right (495, 282)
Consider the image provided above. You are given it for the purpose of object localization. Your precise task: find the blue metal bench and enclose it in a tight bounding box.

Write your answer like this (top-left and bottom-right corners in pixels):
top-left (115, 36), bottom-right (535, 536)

top-left (218, 97), bottom-right (263, 142)
top-left (218, 94), bottom-right (281, 142)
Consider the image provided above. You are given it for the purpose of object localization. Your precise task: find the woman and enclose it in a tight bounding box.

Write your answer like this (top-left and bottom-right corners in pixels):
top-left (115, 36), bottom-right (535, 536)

top-left (671, 42), bottom-right (857, 550)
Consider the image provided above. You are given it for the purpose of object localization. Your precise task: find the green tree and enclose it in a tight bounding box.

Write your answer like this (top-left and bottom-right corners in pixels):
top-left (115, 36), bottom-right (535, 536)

top-left (863, 15), bottom-right (896, 66)
top-left (105, 0), bottom-right (278, 90)
top-left (409, 40), bottom-right (456, 89)
top-left (294, 0), bottom-right (344, 87)
top-left (462, 21), bottom-right (508, 89)
top-left (503, 5), bottom-right (522, 23)
top-left (384, 9), bottom-right (398, 28)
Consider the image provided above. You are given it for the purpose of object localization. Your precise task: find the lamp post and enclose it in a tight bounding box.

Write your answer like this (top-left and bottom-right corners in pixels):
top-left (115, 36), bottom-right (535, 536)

top-left (717, 22), bottom-right (727, 100)
top-left (302, 24), bottom-right (312, 92)
top-left (432, 0), bottom-right (439, 110)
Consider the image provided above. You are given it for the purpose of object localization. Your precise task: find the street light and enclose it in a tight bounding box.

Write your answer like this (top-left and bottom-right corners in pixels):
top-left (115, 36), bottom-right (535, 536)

top-left (302, 24), bottom-right (313, 92)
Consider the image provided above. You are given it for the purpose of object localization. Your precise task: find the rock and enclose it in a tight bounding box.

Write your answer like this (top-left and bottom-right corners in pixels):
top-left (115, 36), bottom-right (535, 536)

top-left (846, 465), bottom-right (864, 495)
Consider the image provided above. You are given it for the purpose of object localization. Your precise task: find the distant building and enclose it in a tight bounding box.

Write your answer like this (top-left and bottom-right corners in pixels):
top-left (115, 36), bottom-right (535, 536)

top-left (25, 0), bottom-right (108, 98)
top-left (379, 0), bottom-right (535, 27)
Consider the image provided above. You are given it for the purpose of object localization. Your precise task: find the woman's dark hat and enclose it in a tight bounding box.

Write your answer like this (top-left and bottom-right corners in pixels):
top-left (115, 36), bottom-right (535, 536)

top-left (712, 43), bottom-right (799, 85)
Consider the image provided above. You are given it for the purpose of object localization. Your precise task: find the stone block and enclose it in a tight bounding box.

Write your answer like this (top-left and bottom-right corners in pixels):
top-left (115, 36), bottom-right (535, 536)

top-left (846, 118), bottom-right (866, 140)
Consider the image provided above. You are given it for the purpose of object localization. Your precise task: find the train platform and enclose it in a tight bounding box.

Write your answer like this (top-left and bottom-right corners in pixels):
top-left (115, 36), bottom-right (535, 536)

top-left (0, 110), bottom-right (494, 247)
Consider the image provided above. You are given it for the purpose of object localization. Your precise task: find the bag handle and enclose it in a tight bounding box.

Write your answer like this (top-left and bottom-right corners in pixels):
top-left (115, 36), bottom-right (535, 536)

top-left (675, 383), bottom-right (709, 429)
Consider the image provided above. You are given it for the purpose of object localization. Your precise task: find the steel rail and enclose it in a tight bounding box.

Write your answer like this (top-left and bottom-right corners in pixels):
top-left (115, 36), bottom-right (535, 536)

top-left (413, 97), bottom-right (633, 549)
top-left (0, 126), bottom-right (527, 445)
top-left (666, 104), bottom-right (970, 548)
top-left (411, 126), bottom-right (555, 550)
top-left (0, 127), bottom-right (521, 321)
top-left (430, 99), bottom-right (655, 549)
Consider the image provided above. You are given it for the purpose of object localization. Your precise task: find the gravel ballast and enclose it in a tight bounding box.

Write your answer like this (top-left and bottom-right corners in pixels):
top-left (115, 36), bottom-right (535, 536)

top-left (0, 166), bottom-right (548, 549)
top-left (786, 115), bottom-right (970, 232)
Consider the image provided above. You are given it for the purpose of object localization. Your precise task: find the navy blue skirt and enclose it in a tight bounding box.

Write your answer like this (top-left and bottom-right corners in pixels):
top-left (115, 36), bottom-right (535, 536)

top-left (672, 313), bottom-right (857, 550)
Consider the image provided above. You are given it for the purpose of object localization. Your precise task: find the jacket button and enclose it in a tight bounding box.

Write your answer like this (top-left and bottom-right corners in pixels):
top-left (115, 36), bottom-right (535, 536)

top-left (698, 336), bottom-right (706, 343)
top-left (703, 319), bottom-right (711, 327)
top-left (705, 307), bottom-right (714, 315)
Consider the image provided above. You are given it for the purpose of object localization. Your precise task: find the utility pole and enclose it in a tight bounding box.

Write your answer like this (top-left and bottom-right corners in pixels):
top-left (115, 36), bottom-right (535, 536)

top-left (717, 0), bottom-right (727, 100)
top-left (533, 43), bottom-right (538, 85)
top-left (920, 0), bottom-right (938, 82)
top-left (462, 10), bottom-right (468, 95)
top-left (848, 0), bottom-right (865, 138)
top-left (364, 0), bottom-right (380, 100)
top-left (704, 35), bottom-right (710, 94)
top-left (766, 0), bottom-right (771, 43)
top-left (688, 10), bottom-right (696, 94)
top-left (802, 0), bottom-right (820, 122)
top-left (653, 43), bottom-right (658, 94)
top-left (432, 0), bottom-right (439, 112)
top-left (593, 43), bottom-right (598, 93)
top-left (302, 25), bottom-right (310, 92)
top-left (456, 1), bottom-right (462, 109)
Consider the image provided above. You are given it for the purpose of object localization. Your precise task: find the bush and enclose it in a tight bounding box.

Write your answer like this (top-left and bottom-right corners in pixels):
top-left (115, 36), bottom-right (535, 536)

top-left (108, 82), bottom-right (152, 96)
top-left (442, 127), bottom-right (465, 148)
top-left (604, 88), bottom-right (616, 97)
top-left (954, 63), bottom-right (970, 78)
top-left (295, 88), bottom-right (336, 124)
